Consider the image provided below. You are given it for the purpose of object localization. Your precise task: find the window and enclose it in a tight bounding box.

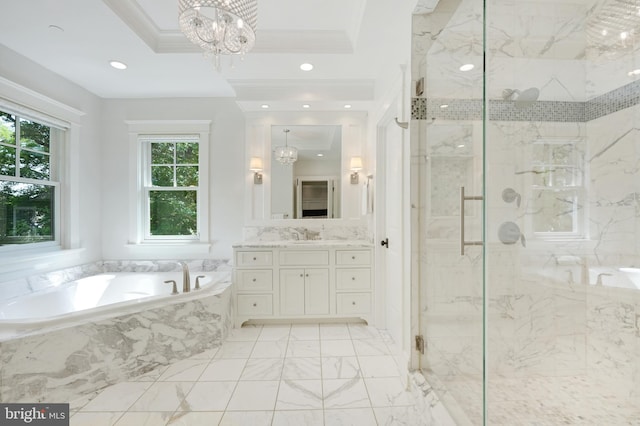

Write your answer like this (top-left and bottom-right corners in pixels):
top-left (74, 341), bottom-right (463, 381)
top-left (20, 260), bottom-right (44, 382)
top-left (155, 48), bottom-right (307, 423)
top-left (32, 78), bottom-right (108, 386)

top-left (128, 120), bottom-right (210, 246)
top-left (0, 110), bottom-right (61, 246)
top-left (528, 139), bottom-right (585, 239)
top-left (142, 136), bottom-right (200, 239)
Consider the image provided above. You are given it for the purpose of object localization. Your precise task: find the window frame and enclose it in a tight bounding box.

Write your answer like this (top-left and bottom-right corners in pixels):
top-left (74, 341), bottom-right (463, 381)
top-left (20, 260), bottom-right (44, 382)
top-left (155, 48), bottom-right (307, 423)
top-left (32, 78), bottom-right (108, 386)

top-left (127, 120), bottom-right (211, 246)
top-left (0, 108), bottom-right (64, 250)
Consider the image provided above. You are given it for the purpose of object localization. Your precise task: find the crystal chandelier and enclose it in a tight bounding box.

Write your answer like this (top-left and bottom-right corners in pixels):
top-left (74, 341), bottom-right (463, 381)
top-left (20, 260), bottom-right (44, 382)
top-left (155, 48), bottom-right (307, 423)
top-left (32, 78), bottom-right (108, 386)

top-left (178, 0), bottom-right (257, 68)
top-left (274, 129), bottom-right (298, 165)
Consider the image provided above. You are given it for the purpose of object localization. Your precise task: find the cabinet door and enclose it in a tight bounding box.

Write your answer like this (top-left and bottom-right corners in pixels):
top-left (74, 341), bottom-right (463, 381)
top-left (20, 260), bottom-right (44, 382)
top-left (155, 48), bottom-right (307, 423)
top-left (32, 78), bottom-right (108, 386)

top-left (304, 268), bottom-right (330, 315)
top-left (280, 269), bottom-right (305, 315)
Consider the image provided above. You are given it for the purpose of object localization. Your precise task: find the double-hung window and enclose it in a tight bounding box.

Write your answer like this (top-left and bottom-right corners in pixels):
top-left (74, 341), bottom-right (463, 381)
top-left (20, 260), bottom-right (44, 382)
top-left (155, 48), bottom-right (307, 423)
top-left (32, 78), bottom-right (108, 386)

top-left (0, 110), bottom-right (61, 247)
top-left (141, 135), bottom-right (201, 240)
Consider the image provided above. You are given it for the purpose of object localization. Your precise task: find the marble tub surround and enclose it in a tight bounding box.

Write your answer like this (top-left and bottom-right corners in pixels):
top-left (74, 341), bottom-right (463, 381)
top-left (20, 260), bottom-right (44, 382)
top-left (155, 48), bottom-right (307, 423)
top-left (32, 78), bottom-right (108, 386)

top-left (242, 222), bottom-right (371, 243)
top-left (0, 260), bottom-right (234, 404)
top-left (0, 280), bottom-right (233, 404)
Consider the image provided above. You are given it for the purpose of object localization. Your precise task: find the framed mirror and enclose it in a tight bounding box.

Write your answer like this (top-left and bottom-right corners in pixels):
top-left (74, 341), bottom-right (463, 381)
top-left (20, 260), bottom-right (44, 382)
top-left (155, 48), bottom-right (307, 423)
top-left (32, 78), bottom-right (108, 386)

top-left (270, 125), bottom-right (342, 219)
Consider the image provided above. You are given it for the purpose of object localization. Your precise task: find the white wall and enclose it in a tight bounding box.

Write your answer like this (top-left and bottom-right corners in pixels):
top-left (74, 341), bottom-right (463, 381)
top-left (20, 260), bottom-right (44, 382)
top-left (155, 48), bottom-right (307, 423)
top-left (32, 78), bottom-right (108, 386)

top-left (0, 45), bottom-right (103, 279)
top-left (100, 98), bottom-right (245, 260)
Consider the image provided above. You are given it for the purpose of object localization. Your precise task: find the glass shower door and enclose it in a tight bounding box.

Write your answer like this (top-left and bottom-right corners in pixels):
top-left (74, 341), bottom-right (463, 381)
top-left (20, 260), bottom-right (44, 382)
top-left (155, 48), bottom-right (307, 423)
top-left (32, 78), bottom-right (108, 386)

top-left (415, 0), bottom-right (486, 422)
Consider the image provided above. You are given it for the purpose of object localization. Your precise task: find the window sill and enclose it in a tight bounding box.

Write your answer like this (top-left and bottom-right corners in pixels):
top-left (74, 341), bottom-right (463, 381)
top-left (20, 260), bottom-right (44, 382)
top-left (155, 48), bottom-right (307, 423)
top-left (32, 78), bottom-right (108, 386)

top-left (0, 247), bottom-right (86, 276)
top-left (124, 242), bottom-right (211, 257)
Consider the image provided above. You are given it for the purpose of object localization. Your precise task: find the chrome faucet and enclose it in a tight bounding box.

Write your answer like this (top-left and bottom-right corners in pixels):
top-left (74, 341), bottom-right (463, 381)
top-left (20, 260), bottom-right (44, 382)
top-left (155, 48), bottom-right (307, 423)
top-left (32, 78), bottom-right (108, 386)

top-left (596, 272), bottom-right (612, 286)
top-left (179, 261), bottom-right (190, 292)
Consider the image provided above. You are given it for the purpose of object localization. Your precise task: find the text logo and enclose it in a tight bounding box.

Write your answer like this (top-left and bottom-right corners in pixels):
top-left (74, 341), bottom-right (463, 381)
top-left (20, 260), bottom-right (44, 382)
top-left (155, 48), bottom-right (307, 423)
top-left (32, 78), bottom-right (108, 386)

top-left (1, 404), bottom-right (69, 425)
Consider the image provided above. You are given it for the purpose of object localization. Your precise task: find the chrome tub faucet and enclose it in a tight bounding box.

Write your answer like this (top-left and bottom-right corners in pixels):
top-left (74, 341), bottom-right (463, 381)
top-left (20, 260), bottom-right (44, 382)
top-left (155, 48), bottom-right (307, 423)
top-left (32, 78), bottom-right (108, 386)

top-left (179, 261), bottom-right (190, 292)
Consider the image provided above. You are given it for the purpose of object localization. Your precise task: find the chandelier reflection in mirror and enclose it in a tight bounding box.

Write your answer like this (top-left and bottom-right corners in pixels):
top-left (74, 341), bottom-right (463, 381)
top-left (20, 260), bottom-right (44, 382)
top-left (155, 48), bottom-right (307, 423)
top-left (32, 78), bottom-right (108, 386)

top-left (586, 0), bottom-right (640, 57)
top-left (274, 129), bottom-right (298, 165)
top-left (178, 0), bottom-right (257, 69)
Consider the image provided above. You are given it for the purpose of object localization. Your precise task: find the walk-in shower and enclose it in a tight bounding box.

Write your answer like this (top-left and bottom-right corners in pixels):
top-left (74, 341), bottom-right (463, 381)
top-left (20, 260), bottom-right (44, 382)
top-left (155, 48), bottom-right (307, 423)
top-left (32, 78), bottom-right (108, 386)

top-left (411, 0), bottom-right (640, 424)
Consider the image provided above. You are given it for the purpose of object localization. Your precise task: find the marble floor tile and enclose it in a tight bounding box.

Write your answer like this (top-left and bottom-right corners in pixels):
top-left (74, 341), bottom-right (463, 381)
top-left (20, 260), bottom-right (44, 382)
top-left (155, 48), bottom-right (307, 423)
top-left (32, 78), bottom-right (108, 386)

top-left (275, 379), bottom-right (323, 410)
top-left (324, 407), bottom-right (378, 425)
top-left (257, 325), bottom-right (291, 341)
top-left (214, 341), bottom-right (255, 359)
top-left (271, 409), bottom-right (324, 426)
top-left (182, 381), bottom-right (236, 411)
top-left (240, 358), bottom-right (284, 381)
top-left (321, 339), bottom-right (356, 357)
top-left (226, 380), bottom-right (279, 411)
top-left (113, 412), bottom-right (173, 425)
top-left (156, 359), bottom-right (209, 381)
top-left (226, 325), bottom-right (262, 342)
top-left (286, 339), bottom-right (321, 357)
top-left (289, 324), bottom-right (320, 340)
top-left (282, 357), bottom-right (322, 380)
top-left (320, 323), bottom-right (351, 340)
top-left (199, 358), bottom-right (247, 381)
top-left (365, 377), bottom-right (415, 407)
top-left (373, 406), bottom-right (433, 426)
top-left (251, 340), bottom-right (288, 358)
top-left (353, 339), bottom-right (390, 356)
top-left (187, 347), bottom-right (220, 360)
top-left (348, 324), bottom-right (382, 340)
top-left (167, 411), bottom-right (224, 425)
top-left (323, 378), bottom-right (371, 409)
top-left (70, 412), bottom-right (125, 426)
top-left (81, 382), bottom-right (152, 412)
top-left (219, 410), bottom-right (274, 426)
top-left (128, 382), bottom-right (194, 412)
top-left (321, 356), bottom-right (361, 379)
top-left (132, 366), bottom-right (169, 382)
top-left (358, 356), bottom-right (401, 378)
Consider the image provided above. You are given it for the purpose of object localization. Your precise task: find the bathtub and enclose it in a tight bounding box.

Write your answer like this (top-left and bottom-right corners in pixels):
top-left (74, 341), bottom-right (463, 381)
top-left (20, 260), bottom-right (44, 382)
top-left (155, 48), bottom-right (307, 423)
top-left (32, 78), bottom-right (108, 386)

top-left (0, 268), bottom-right (234, 403)
top-left (588, 267), bottom-right (640, 290)
top-left (0, 271), bottom-right (222, 324)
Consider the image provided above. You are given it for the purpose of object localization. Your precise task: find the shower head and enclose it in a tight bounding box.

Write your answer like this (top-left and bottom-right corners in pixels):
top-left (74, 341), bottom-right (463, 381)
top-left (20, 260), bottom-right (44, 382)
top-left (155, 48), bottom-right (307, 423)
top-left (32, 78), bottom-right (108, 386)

top-left (502, 87), bottom-right (539, 108)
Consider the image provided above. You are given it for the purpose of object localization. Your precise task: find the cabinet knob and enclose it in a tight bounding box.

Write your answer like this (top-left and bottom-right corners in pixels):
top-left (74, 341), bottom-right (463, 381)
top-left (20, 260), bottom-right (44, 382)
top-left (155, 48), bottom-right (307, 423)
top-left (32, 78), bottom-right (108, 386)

top-left (305, 274), bottom-right (309, 277)
top-left (352, 277), bottom-right (356, 280)
top-left (300, 274), bottom-right (304, 277)
top-left (352, 256), bottom-right (356, 260)
top-left (252, 278), bottom-right (257, 282)
top-left (352, 301), bottom-right (356, 305)
top-left (253, 257), bottom-right (257, 260)
top-left (252, 303), bottom-right (257, 307)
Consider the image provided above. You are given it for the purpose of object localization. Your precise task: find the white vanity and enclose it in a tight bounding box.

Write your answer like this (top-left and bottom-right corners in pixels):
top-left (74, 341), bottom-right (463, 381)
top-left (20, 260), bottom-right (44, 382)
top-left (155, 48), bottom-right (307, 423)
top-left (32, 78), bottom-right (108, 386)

top-left (233, 241), bottom-right (374, 327)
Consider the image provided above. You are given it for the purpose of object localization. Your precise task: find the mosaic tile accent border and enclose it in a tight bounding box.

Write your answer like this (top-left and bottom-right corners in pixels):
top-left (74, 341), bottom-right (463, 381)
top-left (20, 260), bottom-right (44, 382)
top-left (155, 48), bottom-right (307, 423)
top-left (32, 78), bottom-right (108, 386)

top-left (412, 80), bottom-right (640, 122)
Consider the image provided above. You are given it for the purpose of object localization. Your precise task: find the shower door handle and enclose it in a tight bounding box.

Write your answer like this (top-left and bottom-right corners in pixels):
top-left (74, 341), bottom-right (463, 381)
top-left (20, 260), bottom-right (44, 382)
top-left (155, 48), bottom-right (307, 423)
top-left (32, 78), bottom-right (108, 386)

top-left (460, 186), bottom-right (483, 255)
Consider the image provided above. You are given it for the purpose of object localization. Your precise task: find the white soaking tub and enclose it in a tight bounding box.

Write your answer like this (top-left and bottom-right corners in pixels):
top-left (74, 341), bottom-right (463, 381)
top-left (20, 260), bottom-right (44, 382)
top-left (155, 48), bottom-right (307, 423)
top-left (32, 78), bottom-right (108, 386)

top-left (0, 269), bottom-right (234, 404)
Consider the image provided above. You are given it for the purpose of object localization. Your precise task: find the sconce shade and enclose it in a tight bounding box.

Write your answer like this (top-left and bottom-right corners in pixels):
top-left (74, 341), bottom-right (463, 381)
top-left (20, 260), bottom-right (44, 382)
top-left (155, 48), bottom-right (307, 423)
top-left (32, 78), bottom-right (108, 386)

top-left (350, 156), bottom-right (363, 171)
top-left (249, 157), bottom-right (263, 171)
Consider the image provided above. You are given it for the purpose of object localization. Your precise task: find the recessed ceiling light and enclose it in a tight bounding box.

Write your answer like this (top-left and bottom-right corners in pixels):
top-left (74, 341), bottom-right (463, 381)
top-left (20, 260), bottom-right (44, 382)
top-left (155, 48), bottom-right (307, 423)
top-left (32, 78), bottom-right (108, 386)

top-left (317, 153), bottom-right (324, 157)
top-left (459, 63), bottom-right (474, 72)
top-left (109, 60), bottom-right (127, 70)
top-left (302, 104), bottom-right (310, 109)
top-left (344, 104), bottom-right (352, 109)
top-left (261, 104), bottom-right (270, 109)
top-left (440, 104), bottom-right (449, 109)
top-left (628, 69), bottom-right (640, 76)
top-left (457, 144), bottom-right (465, 148)
top-left (620, 31), bottom-right (629, 40)
top-left (300, 63), bottom-right (314, 71)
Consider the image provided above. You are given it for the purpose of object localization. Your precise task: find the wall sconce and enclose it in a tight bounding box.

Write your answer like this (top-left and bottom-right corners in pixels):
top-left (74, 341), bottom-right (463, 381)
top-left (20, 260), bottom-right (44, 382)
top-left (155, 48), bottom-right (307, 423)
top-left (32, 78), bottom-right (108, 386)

top-left (250, 157), bottom-right (263, 184)
top-left (350, 156), bottom-right (363, 184)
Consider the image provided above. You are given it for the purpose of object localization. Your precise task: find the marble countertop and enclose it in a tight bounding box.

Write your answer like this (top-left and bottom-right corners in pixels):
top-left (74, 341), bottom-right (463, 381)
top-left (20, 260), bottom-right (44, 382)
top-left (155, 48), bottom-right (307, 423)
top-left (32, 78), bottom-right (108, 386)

top-left (233, 240), bottom-right (374, 249)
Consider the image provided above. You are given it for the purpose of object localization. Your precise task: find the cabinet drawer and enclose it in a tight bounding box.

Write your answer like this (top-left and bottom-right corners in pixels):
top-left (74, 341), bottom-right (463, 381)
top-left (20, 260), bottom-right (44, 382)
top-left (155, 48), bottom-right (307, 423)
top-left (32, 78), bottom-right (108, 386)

top-left (236, 269), bottom-right (273, 291)
top-left (237, 294), bottom-right (273, 315)
top-left (336, 293), bottom-right (371, 315)
top-left (336, 250), bottom-right (371, 266)
top-left (279, 250), bottom-right (329, 266)
top-left (236, 251), bottom-right (273, 267)
top-left (336, 268), bottom-right (371, 290)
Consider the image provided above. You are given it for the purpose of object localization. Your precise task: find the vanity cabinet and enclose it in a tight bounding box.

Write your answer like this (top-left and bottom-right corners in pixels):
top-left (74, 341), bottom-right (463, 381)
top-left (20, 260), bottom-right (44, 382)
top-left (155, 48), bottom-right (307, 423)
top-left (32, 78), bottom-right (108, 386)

top-left (233, 244), bottom-right (373, 327)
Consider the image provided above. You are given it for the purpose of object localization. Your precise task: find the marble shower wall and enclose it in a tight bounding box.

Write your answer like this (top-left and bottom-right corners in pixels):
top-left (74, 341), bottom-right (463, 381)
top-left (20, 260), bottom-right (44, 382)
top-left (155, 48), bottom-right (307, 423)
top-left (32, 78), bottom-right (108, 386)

top-left (411, 0), bottom-right (640, 421)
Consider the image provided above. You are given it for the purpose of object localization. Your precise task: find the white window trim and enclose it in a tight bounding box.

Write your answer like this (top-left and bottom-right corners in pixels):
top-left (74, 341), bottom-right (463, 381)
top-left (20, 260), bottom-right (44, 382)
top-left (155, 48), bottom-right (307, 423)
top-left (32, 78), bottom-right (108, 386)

top-left (0, 77), bottom-right (84, 267)
top-left (127, 120), bottom-right (211, 248)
